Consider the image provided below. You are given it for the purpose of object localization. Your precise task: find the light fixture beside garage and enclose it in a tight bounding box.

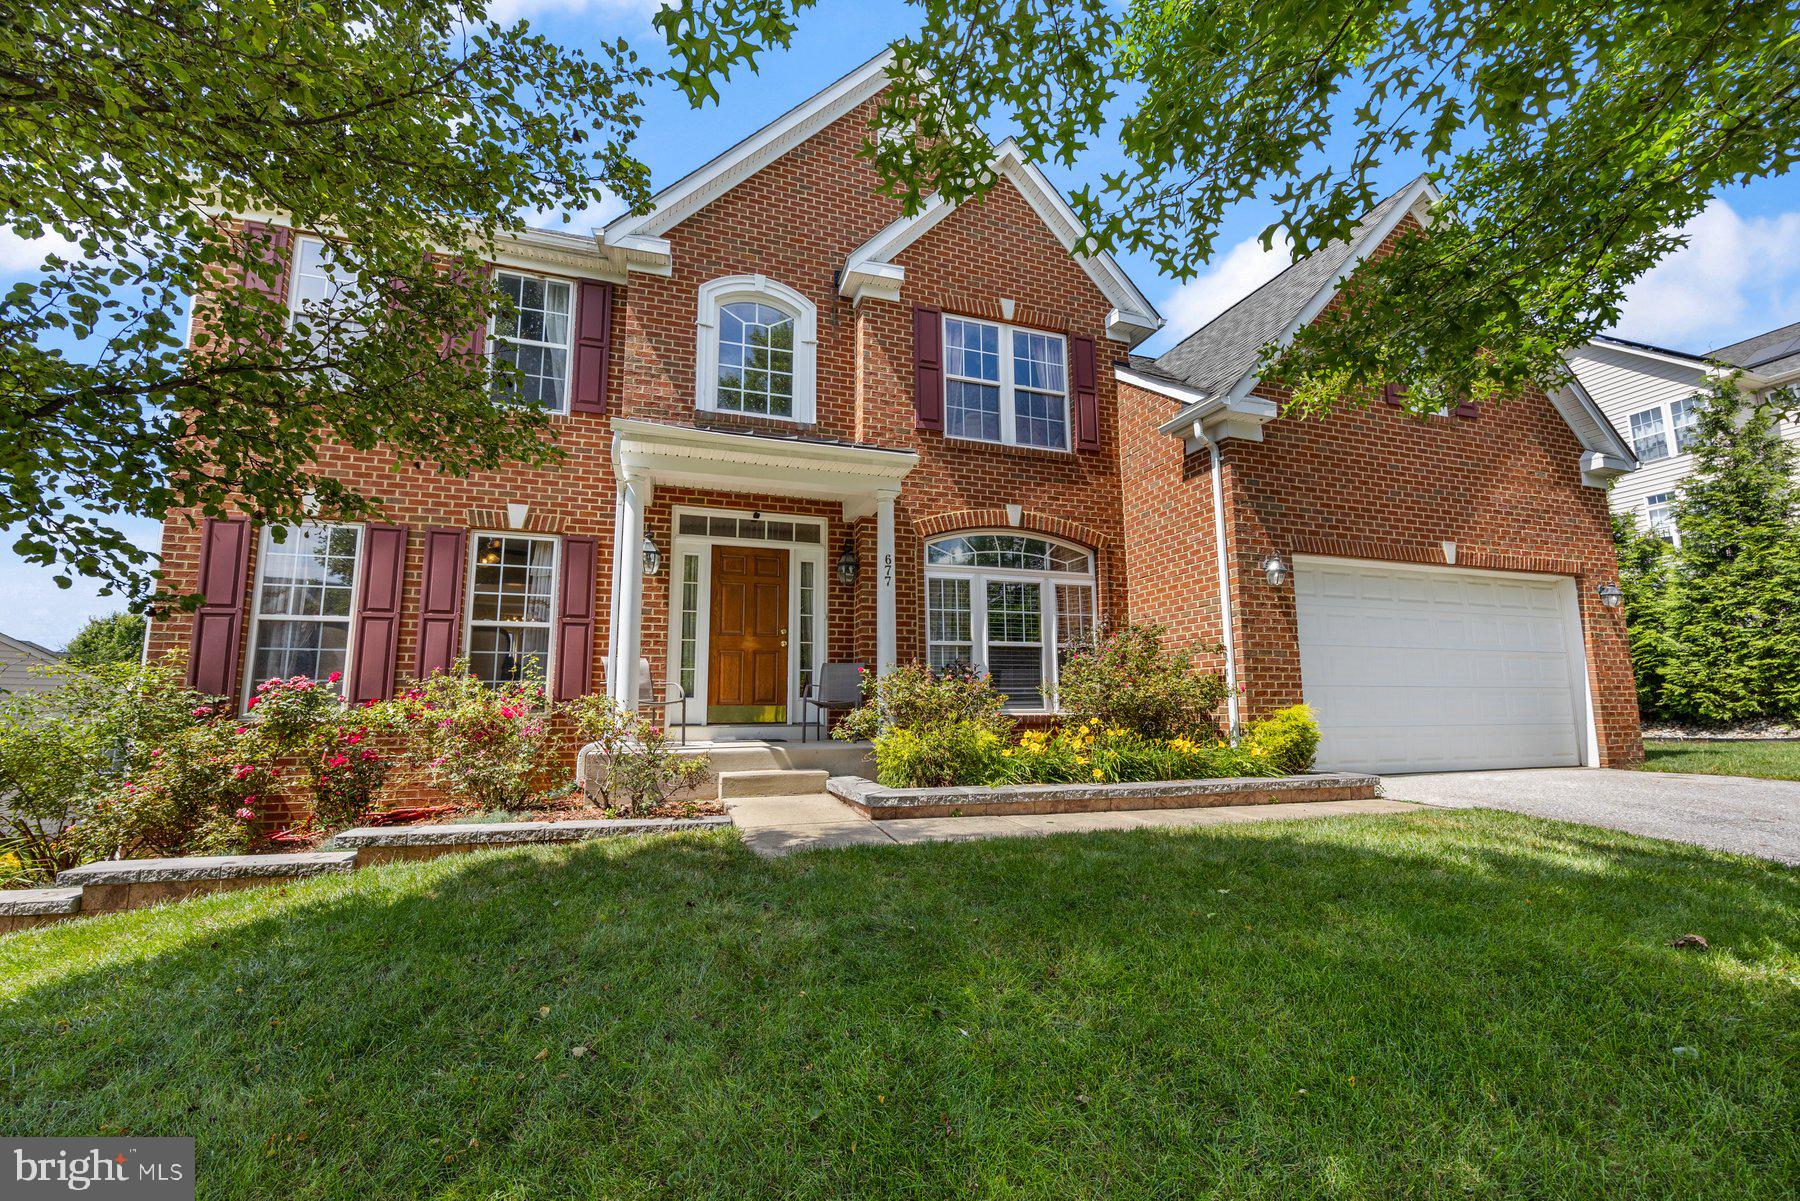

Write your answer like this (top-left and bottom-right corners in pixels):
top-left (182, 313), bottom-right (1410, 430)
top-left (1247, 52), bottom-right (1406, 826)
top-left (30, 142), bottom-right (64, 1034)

top-left (1260, 552), bottom-right (1290, 587)
top-left (1597, 582), bottom-right (1624, 608)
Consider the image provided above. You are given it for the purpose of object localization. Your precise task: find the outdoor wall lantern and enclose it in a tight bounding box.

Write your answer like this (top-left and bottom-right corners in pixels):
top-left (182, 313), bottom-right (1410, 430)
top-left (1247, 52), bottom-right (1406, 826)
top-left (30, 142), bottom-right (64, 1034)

top-left (641, 534), bottom-right (662, 577)
top-left (836, 536), bottom-right (861, 587)
top-left (1260, 552), bottom-right (1290, 588)
top-left (1597, 582), bottom-right (1624, 609)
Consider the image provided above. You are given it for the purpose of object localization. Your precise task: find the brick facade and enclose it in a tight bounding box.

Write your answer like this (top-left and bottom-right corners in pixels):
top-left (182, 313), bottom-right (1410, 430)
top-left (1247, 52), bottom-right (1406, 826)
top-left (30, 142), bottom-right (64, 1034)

top-left (150, 76), bottom-right (1642, 825)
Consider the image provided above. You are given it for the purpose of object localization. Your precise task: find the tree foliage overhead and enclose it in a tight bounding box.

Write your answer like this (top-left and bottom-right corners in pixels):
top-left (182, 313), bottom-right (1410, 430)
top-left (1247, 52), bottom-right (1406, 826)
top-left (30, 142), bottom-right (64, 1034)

top-left (2, 0), bottom-right (652, 599)
top-left (1615, 377), bottom-right (1800, 726)
top-left (660, 0), bottom-right (1800, 414)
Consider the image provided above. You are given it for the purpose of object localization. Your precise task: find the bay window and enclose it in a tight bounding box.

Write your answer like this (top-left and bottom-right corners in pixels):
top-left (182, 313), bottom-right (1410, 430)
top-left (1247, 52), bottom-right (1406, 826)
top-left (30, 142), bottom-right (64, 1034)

top-left (924, 533), bottom-right (1095, 711)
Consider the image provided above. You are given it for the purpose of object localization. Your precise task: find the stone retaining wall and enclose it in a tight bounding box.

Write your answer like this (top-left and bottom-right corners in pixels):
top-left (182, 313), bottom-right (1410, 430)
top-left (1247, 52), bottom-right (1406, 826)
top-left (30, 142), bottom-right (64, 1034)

top-left (828, 772), bottom-right (1383, 820)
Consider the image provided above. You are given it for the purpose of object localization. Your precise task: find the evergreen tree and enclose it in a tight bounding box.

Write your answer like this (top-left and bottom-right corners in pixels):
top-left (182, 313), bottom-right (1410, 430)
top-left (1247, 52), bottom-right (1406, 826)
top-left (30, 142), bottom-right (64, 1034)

top-left (1655, 379), bottom-right (1800, 724)
top-left (1611, 512), bottom-right (1673, 718)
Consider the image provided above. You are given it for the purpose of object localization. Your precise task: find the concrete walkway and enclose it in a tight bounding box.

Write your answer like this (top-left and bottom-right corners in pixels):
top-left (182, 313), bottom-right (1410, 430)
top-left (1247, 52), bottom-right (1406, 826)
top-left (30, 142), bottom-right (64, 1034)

top-left (1383, 768), bottom-right (1800, 864)
top-left (726, 793), bottom-right (1422, 858)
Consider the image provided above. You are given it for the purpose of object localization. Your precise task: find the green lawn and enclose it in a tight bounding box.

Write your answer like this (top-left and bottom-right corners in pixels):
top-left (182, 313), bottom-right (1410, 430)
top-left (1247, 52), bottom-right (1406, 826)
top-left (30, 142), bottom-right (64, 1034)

top-left (3, 811), bottom-right (1795, 1199)
top-left (1639, 738), bottom-right (1800, 781)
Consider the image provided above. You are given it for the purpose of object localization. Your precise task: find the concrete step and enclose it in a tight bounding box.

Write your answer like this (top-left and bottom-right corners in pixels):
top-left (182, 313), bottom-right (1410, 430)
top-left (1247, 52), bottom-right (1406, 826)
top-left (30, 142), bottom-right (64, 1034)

top-left (718, 769), bottom-right (830, 800)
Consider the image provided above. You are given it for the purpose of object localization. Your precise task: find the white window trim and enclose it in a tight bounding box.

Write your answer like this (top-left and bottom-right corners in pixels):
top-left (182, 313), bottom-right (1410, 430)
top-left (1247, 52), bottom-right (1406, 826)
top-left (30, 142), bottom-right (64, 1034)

top-left (462, 531), bottom-right (561, 692)
top-left (1644, 492), bottom-right (1681, 546)
top-left (1628, 394), bottom-right (1707, 463)
top-left (1628, 405), bottom-right (1670, 462)
top-left (694, 274), bottom-right (818, 424)
top-left (664, 505), bottom-right (831, 727)
top-left (488, 268), bottom-right (576, 415)
top-left (924, 531), bottom-right (1095, 713)
top-left (942, 315), bottom-right (1071, 452)
top-left (242, 521), bottom-right (364, 712)
top-left (285, 234), bottom-right (369, 343)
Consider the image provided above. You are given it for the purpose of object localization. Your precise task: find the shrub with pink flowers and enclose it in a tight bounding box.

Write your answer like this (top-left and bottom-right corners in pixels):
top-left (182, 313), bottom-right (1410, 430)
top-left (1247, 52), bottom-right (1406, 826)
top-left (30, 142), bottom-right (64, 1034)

top-left (75, 722), bottom-right (280, 860)
top-left (245, 674), bottom-right (395, 830)
top-left (393, 661), bottom-right (554, 811)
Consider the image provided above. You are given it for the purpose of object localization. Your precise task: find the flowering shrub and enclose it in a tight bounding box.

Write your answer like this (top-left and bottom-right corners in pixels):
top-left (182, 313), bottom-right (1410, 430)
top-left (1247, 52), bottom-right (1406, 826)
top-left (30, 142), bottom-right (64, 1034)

top-left (394, 662), bottom-right (553, 811)
top-left (565, 693), bottom-right (709, 816)
top-left (834, 661), bottom-right (1012, 743)
top-left (244, 675), bottom-right (394, 830)
top-left (984, 723), bottom-right (1270, 786)
top-left (0, 657), bottom-right (211, 882)
top-left (1056, 624), bottom-right (1228, 740)
top-left (75, 723), bottom-right (279, 859)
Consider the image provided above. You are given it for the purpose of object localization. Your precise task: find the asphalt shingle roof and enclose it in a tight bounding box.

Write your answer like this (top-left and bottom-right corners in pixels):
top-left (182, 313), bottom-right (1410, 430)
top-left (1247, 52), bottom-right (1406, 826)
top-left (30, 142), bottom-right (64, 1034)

top-left (1147, 183), bottom-right (1419, 396)
top-left (1709, 320), bottom-right (1800, 377)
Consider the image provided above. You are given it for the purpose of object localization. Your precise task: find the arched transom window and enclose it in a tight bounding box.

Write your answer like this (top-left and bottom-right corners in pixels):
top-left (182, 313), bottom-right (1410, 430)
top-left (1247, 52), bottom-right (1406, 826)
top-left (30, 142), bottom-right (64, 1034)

top-left (924, 532), bottom-right (1096, 712)
top-left (695, 274), bottom-right (818, 423)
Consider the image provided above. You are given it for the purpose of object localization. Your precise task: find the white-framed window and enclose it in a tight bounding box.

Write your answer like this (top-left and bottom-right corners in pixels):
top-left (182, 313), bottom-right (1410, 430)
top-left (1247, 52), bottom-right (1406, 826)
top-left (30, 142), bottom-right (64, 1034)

top-left (1670, 395), bottom-right (1701, 453)
top-left (287, 236), bottom-right (370, 346)
top-left (465, 533), bottom-right (558, 687)
top-left (1645, 492), bottom-right (1678, 543)
top-left (1629, 406), bottom-right (1670, 462)
top-left (924, 532), bottom-right (1095, 712)
top-left (490, 270), bottom-right (574, 413)
top-left (943, 316), bottom-right (1069, 451)
top-left (244, 523), bottom-right (363, 705)
top-left (695, 275), bottom-right (818, 423)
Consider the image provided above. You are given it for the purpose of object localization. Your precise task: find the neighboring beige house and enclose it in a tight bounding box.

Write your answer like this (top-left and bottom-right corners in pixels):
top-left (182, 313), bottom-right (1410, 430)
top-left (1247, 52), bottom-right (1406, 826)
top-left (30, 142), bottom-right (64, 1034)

top-left (1566, 321), bottom-right (1800, 541)
top-left (0, 632), bottom-right (62, 694)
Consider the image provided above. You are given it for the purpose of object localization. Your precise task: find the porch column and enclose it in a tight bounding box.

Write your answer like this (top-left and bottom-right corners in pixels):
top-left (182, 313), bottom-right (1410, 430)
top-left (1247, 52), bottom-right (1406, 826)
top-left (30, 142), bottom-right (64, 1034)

top-left (875, 487), bottom-right (898, 675)
top-left (610, 471), bottom-right (651, 708)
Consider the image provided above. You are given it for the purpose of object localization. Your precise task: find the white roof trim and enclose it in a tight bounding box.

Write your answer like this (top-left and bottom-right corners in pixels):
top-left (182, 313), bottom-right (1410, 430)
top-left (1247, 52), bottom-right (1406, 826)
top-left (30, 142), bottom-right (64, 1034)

top-left (1115, 364), bottom-right (1209, 407)
top-left (1578, 337), bottom-right (1709, 372)
top-left (609, 418), bottom-right (917, 520)
top-left (602, 50), bottom-right (896, 261)
top-left (839, 139), bottom-right (1164, 347)
top-left (1551, 372), bottom-right (1638, 486)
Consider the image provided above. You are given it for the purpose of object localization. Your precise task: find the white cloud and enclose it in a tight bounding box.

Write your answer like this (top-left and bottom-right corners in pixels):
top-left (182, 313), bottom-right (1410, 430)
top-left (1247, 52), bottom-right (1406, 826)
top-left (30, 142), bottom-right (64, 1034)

top-left (1154, 230), bottom-right (1294, 342)
top-left (520, 190), bottom-right (629, 234)
top-left (1614, 200), bottom-right (1800, 350)
top-left (0, 225), bottom-right (80, 275)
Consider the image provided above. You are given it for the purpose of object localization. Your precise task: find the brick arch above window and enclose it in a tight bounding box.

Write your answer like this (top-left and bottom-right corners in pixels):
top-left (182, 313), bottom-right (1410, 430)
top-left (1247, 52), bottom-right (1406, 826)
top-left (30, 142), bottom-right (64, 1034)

top-left (912, 508), bottom-right (1113, 551)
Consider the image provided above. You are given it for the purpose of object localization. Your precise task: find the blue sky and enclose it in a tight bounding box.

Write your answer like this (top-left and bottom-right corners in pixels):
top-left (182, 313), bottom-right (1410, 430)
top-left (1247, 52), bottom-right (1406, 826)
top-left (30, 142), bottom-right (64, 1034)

top-left (5, 0), bottom-right (1799, 647)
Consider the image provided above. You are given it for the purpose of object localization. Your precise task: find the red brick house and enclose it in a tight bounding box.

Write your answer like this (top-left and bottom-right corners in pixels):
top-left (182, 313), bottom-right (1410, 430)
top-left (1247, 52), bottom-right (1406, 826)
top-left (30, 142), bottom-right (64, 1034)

top-left (149, 53), bottom-right (1644, 779)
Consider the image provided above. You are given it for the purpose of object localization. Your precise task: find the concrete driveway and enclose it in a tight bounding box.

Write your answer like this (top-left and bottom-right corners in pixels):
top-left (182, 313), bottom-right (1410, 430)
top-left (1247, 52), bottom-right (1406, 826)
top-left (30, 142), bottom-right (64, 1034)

top-left (1382, 768), bottom-right (1800, 864)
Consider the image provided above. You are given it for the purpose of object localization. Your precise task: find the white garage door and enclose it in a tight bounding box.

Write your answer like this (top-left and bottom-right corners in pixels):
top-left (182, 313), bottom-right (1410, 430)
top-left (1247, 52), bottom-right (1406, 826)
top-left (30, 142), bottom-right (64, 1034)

top-left (1295, 559), bottom-right (1588, 774)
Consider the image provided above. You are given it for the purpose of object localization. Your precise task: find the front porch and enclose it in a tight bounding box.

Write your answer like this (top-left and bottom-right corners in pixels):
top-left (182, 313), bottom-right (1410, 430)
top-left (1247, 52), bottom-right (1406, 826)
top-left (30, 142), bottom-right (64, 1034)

top-left (603, 418), bottom-right (918, 730)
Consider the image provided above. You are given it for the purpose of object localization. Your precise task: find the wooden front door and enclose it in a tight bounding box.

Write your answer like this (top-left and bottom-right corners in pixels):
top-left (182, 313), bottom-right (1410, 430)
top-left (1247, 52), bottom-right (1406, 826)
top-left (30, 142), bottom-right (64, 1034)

top-left (708, 545), bottom-right (789, 723)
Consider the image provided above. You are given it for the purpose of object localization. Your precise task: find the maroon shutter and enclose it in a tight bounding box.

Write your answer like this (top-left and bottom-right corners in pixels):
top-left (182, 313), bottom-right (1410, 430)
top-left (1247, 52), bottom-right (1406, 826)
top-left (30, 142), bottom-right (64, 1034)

top-left (240, 222), bottom-right (293, 301)
top-left (348, 523), bottom-right (409, 703)
top-left (554, 536), bottom-right (599, 701)
top-left (415, 528), bottom-right (468, 680)
top-left (187, 516), bottom-right (254, 698)
top-left (1382, 382), bottom-right (1405, 407)
top-left (572, 280), bottom-right (613, 414)
top-left (1071, 334), bottom-right (1100, 451)
top-left (1454, 399), bottom-right (1480, 418)
top-left (912, 305), bottom-right (944, 431)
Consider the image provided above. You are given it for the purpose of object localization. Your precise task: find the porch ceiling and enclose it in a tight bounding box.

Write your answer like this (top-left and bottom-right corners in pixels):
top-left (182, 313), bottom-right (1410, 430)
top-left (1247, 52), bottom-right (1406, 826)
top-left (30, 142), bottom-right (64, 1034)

top-left (610, 418), bottom-right (918, 519)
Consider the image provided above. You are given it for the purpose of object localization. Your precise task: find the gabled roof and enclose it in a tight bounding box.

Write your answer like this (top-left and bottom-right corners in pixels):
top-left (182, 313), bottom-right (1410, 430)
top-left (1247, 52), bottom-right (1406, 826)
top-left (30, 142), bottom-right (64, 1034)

top-left (1710, 319), bottom-right (1800, 376)
top-left (1587, 333), bottom-right (1709, 368)
top-left (600, 51), bottom-right (897, 272)
top-left (1146, 177), bottom-right (1434, 400)
top-left (0, 632), bottom-right (62, 663)
top-left (838, 138), bottom-right (1161, 345)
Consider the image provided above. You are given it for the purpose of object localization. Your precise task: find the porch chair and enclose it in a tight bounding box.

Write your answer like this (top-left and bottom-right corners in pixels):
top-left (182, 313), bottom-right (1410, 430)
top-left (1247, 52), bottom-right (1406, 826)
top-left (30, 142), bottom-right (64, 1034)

top-left (637, 656), bottom-right (689, 746)
top-left (799, 661), bottom-right (865, 743)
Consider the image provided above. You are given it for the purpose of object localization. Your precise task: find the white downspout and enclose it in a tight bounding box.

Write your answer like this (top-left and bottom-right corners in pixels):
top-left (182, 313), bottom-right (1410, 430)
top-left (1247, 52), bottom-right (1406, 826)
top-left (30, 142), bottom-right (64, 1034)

top-left (1198, 426), bottom-right (1241, 738)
